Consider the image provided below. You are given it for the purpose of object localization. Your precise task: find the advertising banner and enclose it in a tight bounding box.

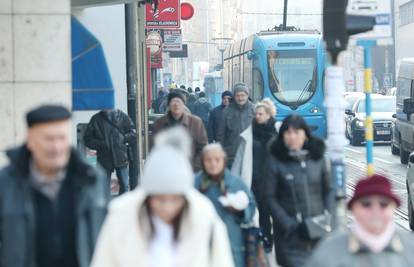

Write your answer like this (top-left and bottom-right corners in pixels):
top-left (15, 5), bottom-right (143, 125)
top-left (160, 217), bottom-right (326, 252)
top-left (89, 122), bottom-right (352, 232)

top-left (146, 0), bottom-right (181, 29)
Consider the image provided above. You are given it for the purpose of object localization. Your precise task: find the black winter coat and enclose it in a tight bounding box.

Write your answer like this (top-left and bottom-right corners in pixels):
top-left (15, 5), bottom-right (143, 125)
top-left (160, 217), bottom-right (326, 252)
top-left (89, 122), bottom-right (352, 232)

top-left (207, 104), bottom-right (225, 143)
top-left (265, 136), bottom-right (334, 267)
top-left (0, 146), bottom-right (109, 267)
top-left (84, 110), bottom-right (136, 171)
top-left (251, 118), bottom-right (277, 198)
top-left (193, 97), bottom-right (212, 128)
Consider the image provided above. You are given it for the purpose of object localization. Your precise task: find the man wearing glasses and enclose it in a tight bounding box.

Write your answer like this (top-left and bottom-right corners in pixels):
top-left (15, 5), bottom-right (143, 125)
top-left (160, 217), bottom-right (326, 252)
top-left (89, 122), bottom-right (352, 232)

top-left (306, 174), bottom-right (414, 267)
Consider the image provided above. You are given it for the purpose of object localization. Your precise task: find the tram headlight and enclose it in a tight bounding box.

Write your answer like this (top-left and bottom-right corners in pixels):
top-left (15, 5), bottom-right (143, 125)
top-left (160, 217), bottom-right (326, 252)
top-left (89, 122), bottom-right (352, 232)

top-left (310, 107), bottom-right (319, 114)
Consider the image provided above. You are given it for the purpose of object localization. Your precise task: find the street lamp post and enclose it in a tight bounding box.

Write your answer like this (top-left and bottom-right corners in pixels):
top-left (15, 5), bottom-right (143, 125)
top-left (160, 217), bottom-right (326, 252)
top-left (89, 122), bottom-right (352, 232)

top-left (212, 37), bottom-right (233, 69)
top-left (218, 47), bottom-right (225, 69)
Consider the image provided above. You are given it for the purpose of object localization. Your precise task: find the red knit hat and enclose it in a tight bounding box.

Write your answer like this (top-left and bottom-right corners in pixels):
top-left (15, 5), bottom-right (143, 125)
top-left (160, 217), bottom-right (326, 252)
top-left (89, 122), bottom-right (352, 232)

top-left (348, 174), bottom-right (401, 209)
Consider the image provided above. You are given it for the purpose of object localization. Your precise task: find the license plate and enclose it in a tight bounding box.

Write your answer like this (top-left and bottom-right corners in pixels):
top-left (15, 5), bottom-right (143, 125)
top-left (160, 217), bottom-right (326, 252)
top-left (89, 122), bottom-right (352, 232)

top-left (377, 130), bottom-right (390, 135)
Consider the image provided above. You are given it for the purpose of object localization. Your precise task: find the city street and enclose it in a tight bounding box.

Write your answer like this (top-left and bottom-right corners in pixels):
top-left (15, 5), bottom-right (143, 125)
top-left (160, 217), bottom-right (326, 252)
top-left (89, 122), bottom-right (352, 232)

top-left (344, 143), bottom-right (410, 230)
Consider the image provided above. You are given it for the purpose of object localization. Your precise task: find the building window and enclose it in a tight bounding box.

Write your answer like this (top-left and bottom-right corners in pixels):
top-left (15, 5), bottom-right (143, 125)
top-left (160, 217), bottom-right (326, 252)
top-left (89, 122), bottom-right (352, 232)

top-left (400, 0), bottom-right (414, 26)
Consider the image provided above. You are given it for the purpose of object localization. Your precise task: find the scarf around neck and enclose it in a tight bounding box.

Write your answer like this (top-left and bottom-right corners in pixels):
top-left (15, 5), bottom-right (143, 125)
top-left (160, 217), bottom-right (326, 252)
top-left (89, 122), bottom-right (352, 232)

top-left (200, 172), bottom-right (226, 195)
top-left (352, 220), bottom-right (396, 253)
top-left (252, 118), bottom-right (276, 144)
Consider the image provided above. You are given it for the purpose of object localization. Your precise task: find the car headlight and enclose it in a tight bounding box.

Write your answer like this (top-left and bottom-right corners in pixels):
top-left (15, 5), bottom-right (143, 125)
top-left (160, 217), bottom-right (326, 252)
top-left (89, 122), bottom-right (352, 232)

top-left (355, 120), bottom-right (365, 128)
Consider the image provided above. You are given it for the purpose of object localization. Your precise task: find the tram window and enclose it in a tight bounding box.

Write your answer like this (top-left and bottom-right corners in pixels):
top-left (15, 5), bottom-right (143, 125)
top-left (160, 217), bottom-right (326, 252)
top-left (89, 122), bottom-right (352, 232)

top-left (267, 49), bottom-right (317, 107)
top-left (253, 68), bottom-right (264, 102)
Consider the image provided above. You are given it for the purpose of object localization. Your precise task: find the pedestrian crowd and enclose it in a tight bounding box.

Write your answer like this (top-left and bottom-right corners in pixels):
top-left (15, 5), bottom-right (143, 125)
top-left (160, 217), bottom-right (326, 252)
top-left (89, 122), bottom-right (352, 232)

top-left (1, 82), bottom-right (413, 267)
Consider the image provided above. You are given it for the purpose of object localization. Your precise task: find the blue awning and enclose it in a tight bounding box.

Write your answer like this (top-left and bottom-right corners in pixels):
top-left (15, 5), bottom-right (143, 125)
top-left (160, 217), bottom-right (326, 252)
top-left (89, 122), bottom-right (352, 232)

top-left (71, 16), bottom-right (114, 111)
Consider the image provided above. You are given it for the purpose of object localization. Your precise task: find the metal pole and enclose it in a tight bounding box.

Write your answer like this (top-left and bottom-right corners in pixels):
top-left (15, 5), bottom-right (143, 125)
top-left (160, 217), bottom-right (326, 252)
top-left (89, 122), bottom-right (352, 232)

top-left (206, 0), bottom-right (210, 65)
top-left (364, 44), bottom-right (374, 176)
top-left (133, 3), bottom-right (144, 172)
top-left (325, 66), bottom-right (348, 230)
top-left (220, 48), bottom-right (224, 69)
top-left (283, 0), bottom-right (288, 30)
top-left (138, 2), bottom-right (149, 159)
top-left (356, 40), bottom-right (376, 176)
top-left (125, 3), bottom-right (139, 188)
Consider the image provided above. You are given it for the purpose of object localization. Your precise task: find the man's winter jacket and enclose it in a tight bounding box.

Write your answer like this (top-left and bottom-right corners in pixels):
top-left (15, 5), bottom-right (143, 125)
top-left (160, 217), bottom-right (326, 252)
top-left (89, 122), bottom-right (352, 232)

top-left (152, 112), bottom-right (208, 170)
top-left (84, 110), bottom-right (136, 171)
top-left (207, 104), bottom-right (225, 143)
top-left (0, 145), bottom-right (109, 267)
top-left (192, 97), bottom-right (212, 128)
top-left (216, 101), bottom-right (255, 163)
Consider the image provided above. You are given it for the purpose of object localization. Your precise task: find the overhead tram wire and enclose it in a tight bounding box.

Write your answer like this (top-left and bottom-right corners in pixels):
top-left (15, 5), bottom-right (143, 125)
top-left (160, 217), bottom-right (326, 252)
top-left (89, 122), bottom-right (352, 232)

top-left (240, 11), bottom-right (323, 16)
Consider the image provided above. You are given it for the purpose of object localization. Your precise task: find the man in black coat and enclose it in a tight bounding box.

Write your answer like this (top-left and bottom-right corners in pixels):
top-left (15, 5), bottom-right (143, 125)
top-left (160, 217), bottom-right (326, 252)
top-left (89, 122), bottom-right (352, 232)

top-left (207, 90), bottom-right (233, 143)
top-left (84, 109), bottom-right (136, 194)
top-left (0, 105), bottom-right (109, 267)
top-left (192, 91), bottom-right (212, 128)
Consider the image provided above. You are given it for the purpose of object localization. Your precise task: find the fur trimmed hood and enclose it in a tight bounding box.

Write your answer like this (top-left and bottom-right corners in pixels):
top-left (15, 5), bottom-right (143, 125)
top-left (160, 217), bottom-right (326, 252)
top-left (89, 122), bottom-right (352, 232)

top-left (269, 135), bottom-right (326, 162)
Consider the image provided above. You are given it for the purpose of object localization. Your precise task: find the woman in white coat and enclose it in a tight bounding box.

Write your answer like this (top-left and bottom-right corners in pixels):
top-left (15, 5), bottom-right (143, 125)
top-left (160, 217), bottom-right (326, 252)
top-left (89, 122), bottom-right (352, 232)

top-left (91, 145), bottom-right (235, 267)
top-left (232, 98), bottom-right (278, 252)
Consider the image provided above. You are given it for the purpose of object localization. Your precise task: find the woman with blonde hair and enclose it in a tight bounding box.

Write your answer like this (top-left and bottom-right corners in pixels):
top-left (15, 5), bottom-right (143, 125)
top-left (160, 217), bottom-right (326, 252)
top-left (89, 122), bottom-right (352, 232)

top-left (232, 98), bottom-right (278, 252)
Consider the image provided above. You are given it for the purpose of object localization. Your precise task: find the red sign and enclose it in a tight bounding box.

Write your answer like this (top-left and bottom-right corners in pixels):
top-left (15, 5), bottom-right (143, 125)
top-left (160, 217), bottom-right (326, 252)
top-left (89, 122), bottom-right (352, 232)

top-left (181, 3), bottom-right (194, 20)
top-left (146, 0), bottom-right (181, 29)
top-left (151, 51), bottom-right (163, 69)
top-left (146, 48), bottom-right (152, 107)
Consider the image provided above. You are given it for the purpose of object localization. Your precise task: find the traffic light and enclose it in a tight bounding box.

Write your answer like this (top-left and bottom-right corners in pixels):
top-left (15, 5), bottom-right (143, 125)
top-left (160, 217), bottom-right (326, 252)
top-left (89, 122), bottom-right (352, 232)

top-left (323, 0), bottom-right (375, 63)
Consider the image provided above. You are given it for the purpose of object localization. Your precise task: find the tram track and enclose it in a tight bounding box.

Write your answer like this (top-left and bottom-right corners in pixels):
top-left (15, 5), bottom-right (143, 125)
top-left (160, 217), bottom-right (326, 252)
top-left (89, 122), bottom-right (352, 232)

top-left (344, 154), bottom-right (411, 231)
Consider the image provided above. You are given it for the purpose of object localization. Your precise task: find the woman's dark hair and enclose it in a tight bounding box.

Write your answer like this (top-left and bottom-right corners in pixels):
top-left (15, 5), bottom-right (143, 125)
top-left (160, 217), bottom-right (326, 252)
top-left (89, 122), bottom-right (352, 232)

top-left (144, 197), bottom-right (188, 241)
top-left (278, 114), bottom-right (311, 141)
top-left (269, 114), bottom-right (325, 161)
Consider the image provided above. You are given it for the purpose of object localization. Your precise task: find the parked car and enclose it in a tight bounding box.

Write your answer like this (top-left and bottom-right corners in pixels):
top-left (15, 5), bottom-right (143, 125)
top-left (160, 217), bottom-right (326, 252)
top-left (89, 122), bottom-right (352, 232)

top-left (344, 92), bottom-right (365, 138)
top-left (391, 58), bottom-right (414, 164)
top-left (406, 152), bottom-right (414, 230)
top-left (345, 94), bottom-right (396, 146)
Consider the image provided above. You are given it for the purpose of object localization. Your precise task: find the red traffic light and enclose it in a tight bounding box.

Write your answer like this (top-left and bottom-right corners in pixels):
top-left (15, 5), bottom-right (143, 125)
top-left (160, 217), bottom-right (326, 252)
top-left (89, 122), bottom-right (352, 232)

top-left (181, 3), bottom-right (194, 20)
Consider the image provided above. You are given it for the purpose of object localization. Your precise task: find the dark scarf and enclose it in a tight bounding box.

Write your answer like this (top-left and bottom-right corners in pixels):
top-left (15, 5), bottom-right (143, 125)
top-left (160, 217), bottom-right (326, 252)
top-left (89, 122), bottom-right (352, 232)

top-left (252, 117), bottom-right (276, 144)
top-left (199, 172), bottom-right (226, 194)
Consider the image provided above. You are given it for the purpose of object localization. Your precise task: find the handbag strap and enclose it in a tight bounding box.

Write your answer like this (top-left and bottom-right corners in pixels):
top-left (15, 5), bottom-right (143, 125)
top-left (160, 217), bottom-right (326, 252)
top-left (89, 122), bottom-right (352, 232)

top-left (301, 161), bottom-right (313, 219)
top-left (286, 173), bottom-right (303, 223)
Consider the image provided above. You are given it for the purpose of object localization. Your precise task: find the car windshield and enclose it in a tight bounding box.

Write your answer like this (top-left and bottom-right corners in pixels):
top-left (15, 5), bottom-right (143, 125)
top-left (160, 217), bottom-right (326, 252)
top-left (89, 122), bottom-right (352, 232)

top-left (357, 98), bottom-right (396, 113)
top-left (268, 49), bottom-right (317, 108)
top-left (345, 96), bottom-right (359, 110)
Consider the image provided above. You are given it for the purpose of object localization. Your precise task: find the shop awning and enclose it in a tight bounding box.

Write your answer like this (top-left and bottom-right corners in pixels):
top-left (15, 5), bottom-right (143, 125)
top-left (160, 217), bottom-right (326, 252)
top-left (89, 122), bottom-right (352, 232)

top-left (71, 17), bottom-right (114, 111)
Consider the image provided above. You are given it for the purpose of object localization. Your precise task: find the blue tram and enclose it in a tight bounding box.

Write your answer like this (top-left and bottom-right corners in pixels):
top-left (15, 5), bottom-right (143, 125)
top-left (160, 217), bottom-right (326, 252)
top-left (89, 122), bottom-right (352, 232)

top-left (223, 29), bottom-right (327, 138)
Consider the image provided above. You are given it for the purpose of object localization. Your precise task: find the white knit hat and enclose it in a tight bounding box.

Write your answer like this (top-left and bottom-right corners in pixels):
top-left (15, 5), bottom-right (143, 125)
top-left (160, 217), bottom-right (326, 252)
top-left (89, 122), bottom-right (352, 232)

top-left (140, 145), bottom-right (194, 194)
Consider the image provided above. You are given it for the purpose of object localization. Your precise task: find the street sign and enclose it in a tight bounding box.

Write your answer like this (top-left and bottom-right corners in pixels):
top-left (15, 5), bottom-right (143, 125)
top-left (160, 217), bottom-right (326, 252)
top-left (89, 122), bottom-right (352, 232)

top-left (347, 0), bottom-right (393, 45)
top-left (169, 44), bottom-right (188, 58)
top-left (163, 29), bottom-right (182, 52)
top-left (146, 0), bottom-right (181, 29)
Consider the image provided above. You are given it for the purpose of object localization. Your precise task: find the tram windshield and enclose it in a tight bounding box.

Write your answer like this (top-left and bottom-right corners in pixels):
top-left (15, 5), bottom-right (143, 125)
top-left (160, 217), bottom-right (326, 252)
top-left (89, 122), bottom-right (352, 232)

top-left (267, 49), bottom-right (317, 108)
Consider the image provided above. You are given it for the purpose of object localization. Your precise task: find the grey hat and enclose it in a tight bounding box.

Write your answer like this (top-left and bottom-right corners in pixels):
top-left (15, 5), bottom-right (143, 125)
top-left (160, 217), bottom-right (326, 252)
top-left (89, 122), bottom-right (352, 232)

top-left (233, 83), bottom-right (249, 95)
top-left (140, 145), bottom-right (194, 195)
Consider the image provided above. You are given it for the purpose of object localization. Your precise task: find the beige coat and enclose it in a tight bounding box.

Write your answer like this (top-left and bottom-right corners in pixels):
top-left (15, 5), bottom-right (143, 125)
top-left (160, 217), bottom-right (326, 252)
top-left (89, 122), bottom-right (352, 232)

top-left (91, 188), bottom-right (235, 267)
